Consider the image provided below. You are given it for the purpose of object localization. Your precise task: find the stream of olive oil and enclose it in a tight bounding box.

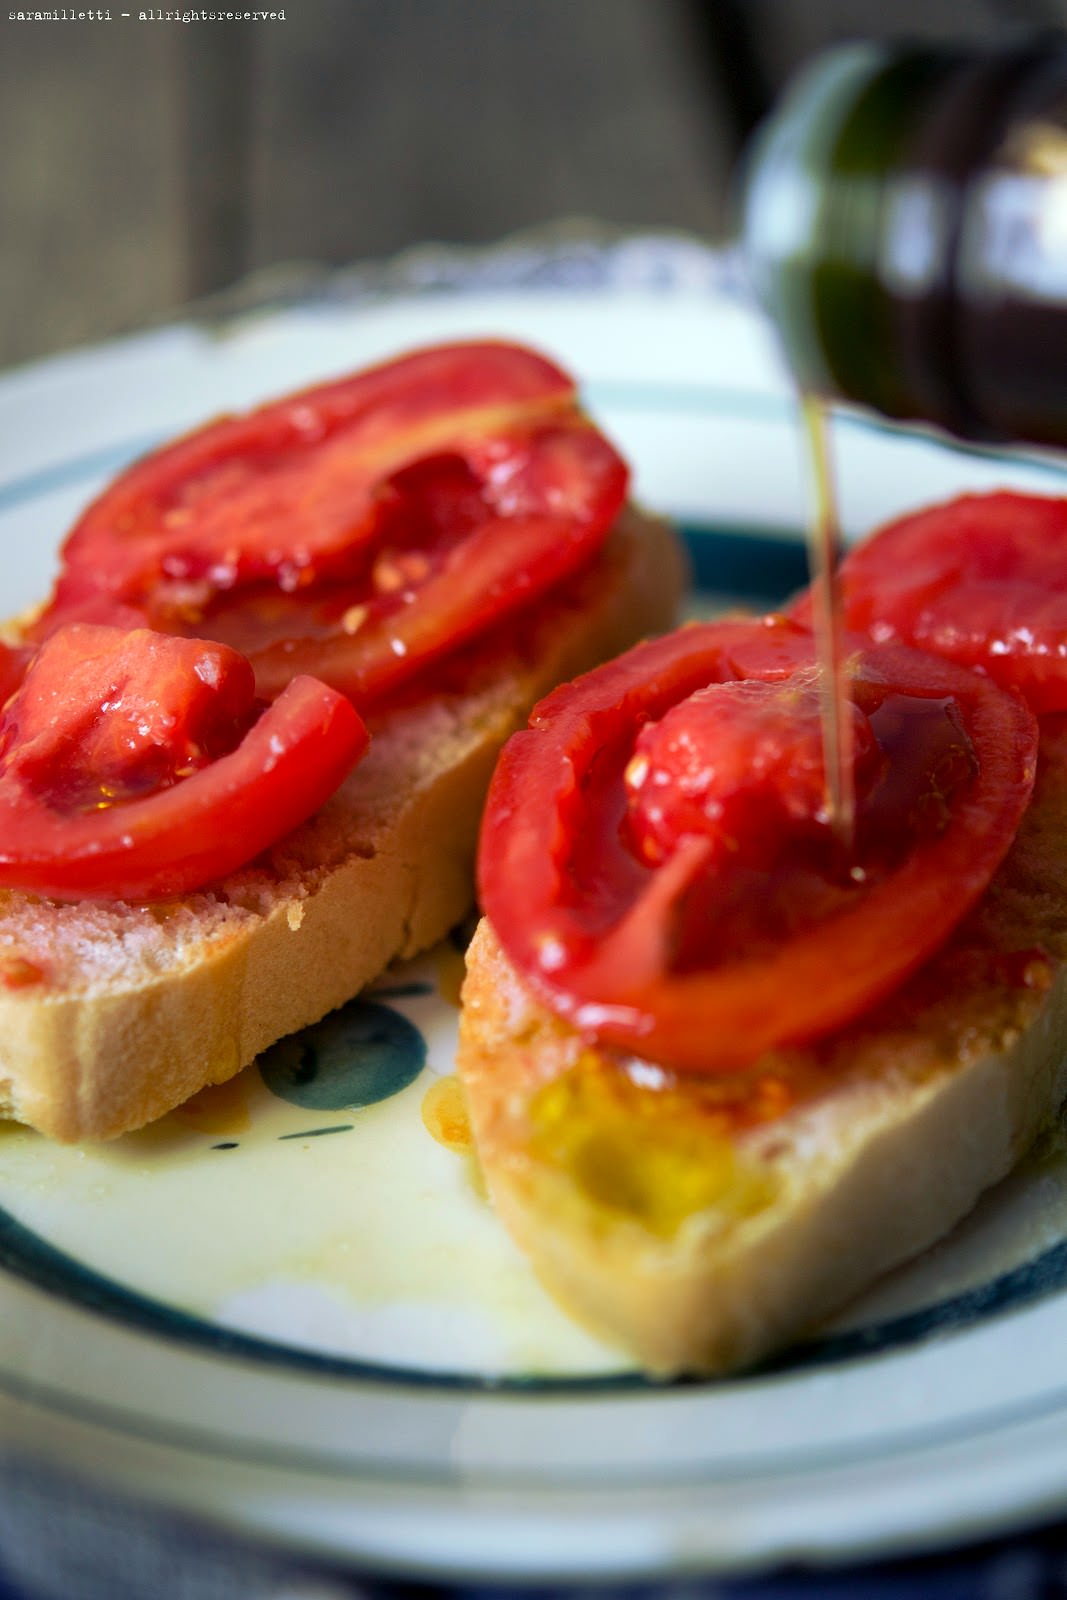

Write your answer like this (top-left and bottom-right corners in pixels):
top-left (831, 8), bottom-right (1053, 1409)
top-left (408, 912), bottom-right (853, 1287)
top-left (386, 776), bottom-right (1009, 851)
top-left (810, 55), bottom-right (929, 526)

top-left (800, 394), bottom-right (855, 848)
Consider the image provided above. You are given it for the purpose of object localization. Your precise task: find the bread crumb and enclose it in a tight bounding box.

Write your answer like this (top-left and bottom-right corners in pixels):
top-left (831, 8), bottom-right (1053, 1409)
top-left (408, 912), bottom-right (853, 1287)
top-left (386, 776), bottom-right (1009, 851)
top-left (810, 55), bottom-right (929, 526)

top-left (287, 903), bottom-right (305, 932)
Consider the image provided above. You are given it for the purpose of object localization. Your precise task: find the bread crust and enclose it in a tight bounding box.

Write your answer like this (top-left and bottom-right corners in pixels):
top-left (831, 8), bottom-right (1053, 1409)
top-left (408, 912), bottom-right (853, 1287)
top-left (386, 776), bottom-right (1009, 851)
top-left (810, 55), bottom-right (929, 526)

top-left (0, 507), bottom-right (684, 1142)
top-left (457, 718), bottom-right (1067, 1376)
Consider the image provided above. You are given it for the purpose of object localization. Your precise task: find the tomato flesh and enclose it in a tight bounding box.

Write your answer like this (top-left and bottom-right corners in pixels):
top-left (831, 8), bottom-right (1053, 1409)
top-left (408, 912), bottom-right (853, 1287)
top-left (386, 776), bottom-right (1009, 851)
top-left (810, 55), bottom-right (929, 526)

top-left (1, 625), bottom-right (257, 811)
top-left (36, 342), bottom-right (628, 708)
top-left (0, 642), bottom-right (30, 708)
top-left (795, 492), bottom-right (1067, 712)
top-left (47, 341), bottom-right (577, 610)
top-left (209, 418), bottom-right (627, 704)
top-left (0, 625), bottom-right (368, 901)
top-left (478, 617), bottom-right (1037, 1071)
top-left (623, 677), bottom-right (882, 870)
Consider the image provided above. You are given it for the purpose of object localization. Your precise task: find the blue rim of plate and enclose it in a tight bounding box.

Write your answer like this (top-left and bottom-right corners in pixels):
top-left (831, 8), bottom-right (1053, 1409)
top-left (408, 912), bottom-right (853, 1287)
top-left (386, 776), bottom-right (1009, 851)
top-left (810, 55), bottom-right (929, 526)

top-left (5, 1200), bottom-right (1067, 1398)
top-left (3, 381), bottom-right (1067, 1398)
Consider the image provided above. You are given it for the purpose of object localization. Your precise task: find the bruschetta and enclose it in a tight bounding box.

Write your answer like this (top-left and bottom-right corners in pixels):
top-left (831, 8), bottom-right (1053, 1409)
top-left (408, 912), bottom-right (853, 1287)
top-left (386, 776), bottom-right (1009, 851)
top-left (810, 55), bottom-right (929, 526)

top-left (457, 492), bottom-right (1067, 1375)
top-left (0, 340), bottom-right (684, 1142)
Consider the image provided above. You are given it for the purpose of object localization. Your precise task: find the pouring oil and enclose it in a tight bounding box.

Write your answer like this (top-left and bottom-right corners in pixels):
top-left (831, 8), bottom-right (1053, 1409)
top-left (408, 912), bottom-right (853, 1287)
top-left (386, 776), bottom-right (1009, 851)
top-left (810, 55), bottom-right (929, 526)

top-left (799, 395), bottom-right (855, 851)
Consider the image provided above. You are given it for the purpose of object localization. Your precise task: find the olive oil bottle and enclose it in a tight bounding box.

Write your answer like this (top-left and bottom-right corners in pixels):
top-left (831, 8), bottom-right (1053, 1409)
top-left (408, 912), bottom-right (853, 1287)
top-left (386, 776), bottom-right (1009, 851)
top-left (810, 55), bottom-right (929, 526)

top-left (742, 38), bottom-right (1067, 834)
top-left (743, 38), bottom-right (1067, 446)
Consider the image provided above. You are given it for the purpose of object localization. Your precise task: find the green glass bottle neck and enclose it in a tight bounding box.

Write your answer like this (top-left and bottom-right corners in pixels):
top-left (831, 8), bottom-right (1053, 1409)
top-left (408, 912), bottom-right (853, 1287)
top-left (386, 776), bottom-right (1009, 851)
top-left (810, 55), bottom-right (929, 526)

top-left (809, 50), bottom-right (956, 420)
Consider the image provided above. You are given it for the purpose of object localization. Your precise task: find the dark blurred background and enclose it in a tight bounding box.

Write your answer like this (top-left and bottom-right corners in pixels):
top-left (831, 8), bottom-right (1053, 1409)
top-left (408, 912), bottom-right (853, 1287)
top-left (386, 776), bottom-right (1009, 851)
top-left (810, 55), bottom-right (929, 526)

top-left (1, 0), bottom-right (1063, 370)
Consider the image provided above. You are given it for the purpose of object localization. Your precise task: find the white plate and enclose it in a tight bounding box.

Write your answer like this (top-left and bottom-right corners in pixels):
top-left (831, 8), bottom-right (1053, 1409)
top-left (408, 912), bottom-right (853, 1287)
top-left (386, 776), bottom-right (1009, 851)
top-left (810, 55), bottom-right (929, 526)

top-left (3, 265), bottom-right (1067, 1583)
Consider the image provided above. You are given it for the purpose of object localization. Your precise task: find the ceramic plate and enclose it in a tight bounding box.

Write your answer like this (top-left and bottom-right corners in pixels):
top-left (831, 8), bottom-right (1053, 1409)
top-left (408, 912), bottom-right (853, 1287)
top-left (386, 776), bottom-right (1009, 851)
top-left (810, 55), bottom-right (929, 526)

top-left (4, 250), bottom-right (1067, 1582)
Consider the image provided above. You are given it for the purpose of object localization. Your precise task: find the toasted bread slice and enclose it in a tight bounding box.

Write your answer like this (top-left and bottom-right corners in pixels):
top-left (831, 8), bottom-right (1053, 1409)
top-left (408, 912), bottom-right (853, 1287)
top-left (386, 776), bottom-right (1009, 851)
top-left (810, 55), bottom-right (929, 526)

top-left (0, 507), bottom-right (683, 1143)
top-left (457, 716), bottom-right (1067, 1376)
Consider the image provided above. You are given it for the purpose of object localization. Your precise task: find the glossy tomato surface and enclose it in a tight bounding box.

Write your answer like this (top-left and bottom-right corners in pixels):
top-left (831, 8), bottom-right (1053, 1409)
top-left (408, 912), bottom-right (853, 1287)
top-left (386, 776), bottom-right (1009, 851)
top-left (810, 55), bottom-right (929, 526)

top-left (0, 625), bottom-right (367, 901)
top-left (794, 492), bottom-right (1067, 713)
top-left (37, 341), bottom-right (628, 708)
top-left (478, 617), bottom-right (1038, 1071)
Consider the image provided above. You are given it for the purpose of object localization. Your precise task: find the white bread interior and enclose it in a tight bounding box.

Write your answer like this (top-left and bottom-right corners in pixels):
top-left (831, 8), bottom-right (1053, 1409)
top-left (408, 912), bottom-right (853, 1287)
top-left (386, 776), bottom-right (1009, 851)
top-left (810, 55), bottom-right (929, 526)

top-left (457, 716), bottom-right (1067, 1376)
top-left (0, 507), bottom-right (684, 1143)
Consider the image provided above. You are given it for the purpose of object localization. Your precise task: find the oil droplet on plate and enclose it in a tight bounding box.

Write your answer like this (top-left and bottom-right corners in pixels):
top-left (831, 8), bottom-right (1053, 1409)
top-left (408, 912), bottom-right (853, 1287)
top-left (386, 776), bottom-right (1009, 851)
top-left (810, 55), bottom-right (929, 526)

top-left (421, 1074), bottom-right (486, 1200)
top-left (422, 1074), bottom-right (473, 1153)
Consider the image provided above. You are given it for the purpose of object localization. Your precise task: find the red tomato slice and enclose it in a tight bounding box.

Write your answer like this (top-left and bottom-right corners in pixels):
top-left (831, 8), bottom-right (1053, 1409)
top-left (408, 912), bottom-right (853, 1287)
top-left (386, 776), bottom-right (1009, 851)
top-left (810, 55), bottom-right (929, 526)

top-left (0, 641), bottom-right (30, 707)
top-left (478, 616), bottom-right (1037, 1071)
top-left (37, 342), bottom-right (628, 706)
top-left (623, 676), bottom-right (883, 869)
top-left (240, 417), bottom-right (627, 702)
top-left (0, 625), bottom-right (368, 901)
top-left (794, 492), bottom-right (1067, 712)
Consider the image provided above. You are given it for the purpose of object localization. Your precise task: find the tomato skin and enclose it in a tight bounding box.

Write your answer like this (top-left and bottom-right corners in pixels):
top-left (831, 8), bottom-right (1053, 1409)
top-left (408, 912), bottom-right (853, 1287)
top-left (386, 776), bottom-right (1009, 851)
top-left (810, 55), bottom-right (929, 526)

top-left (478, 617), bottom-right (1038, 1071)
top-left (0, 642), bottom-right (30, 708)
top-left (0, 626), bottom-right (368, 901)
top-left (794, 492), bottom-right (1067, 713)
top-left (36, 342), bottom-right (628, 709)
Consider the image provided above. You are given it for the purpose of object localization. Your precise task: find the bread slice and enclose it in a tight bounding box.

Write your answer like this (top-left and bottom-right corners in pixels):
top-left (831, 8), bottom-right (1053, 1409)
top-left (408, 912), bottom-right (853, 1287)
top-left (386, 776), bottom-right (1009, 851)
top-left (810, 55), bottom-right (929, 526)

top-left (457, 715), bottom-right (1067, 1376)
top-left (0, 507), bottom-right (684, 1143)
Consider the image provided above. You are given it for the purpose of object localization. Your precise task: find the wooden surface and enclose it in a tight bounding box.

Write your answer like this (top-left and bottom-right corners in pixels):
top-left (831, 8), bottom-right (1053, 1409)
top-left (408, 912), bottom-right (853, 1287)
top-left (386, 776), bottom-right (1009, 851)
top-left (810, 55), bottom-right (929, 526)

top-left (0, 0), bottom-right (1053, 370)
